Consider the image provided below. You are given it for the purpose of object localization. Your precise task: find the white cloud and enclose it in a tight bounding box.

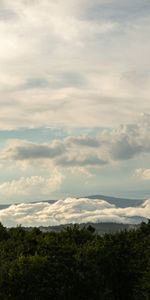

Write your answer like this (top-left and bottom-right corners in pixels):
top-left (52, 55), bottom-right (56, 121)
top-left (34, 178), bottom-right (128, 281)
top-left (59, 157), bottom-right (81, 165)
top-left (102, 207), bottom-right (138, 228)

top-left (0, 197), bottom-right (149, 227)
top-left (0, 169), bottom-right (64, 202)
top-left (135, 168), bottom-right (150, 180)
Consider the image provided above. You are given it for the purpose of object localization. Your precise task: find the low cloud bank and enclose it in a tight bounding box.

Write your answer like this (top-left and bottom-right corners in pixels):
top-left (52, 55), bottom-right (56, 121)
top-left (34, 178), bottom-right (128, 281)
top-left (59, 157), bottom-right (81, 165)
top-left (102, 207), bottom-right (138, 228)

top-left (0, 197), bottom-right (149, 227)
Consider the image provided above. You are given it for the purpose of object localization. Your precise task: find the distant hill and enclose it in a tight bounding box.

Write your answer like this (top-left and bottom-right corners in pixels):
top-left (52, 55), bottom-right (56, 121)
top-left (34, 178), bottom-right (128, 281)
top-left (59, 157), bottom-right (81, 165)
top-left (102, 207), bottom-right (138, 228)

top-left (45, 194), bottom-right (145, 208)
top-left (85, 194), bottom-right (145, 208)
top-left (0, 194), bottom-right (146, 210)
top-left (24, 222), bottom-right (142, 235)
top-left (0, 204), bottom-right (10, 210)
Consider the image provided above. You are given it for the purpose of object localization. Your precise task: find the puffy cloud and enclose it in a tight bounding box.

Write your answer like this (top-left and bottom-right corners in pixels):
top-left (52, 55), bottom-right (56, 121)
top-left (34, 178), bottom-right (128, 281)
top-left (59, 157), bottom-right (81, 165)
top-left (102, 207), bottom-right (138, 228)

top-left (0, 170), bottom-right (64, 202)
top-left (66, 136), bottom-right (100, 148)
top-left (0, 114), bottom-right (150, 170)
top-left (135, 168), bottom-right (150, 180)
top-left (0, 136), bottom-right (107, 169)
top-left (0, 197), bottom-right (149, 227)
top-left (2, 139), bottom-right (65, 160)
top-left (57, 156), bottom-right (107, 168)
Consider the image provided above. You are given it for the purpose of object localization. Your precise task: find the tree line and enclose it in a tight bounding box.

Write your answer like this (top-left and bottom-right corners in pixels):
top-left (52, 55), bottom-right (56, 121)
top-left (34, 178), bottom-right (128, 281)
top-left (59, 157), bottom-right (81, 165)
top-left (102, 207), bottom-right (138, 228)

top-left (0, 221), bottom-right (149, 299)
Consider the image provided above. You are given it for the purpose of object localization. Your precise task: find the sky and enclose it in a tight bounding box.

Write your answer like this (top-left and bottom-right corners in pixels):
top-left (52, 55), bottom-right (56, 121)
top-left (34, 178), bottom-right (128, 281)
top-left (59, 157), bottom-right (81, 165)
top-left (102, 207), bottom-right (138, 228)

top-left (0, 0), bottom-right (150, 204)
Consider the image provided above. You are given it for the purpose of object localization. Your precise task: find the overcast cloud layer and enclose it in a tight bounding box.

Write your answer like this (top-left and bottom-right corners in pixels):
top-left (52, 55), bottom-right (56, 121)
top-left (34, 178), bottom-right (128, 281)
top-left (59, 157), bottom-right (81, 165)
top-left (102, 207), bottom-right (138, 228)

top-left (0, 197), bottom-right (149, 227)
top-left (0, 0), bottom-right (150, 128)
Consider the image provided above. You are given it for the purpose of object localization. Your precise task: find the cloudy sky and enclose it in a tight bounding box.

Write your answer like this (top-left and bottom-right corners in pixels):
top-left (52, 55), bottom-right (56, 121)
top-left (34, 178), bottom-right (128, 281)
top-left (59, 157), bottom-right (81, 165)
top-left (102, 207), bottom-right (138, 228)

top-left (0, 0), bottom-right (150, 203)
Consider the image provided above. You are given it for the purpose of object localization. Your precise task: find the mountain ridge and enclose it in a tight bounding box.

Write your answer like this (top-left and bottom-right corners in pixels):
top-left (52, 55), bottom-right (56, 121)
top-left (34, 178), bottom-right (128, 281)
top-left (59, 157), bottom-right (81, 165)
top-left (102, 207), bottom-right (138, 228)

top-left (0, 194), bottom-right (146, 209)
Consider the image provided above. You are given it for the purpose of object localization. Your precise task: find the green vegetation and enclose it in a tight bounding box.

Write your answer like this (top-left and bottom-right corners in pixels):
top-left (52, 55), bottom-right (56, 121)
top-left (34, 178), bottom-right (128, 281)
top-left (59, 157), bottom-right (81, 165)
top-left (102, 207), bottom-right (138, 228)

top-left (0, 222), bottom-right (149, 299)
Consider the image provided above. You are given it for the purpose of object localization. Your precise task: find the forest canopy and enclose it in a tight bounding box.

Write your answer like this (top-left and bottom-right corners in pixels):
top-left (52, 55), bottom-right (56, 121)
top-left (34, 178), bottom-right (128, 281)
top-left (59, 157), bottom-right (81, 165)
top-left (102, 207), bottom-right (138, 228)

top-left (0, 221), bottom-right (149, 299)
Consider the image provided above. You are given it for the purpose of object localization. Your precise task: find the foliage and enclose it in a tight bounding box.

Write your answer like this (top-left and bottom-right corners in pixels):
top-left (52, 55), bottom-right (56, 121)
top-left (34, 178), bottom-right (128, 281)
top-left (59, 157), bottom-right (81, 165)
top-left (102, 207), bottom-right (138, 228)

top-left (0, 221), bottom-right (149, 299)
